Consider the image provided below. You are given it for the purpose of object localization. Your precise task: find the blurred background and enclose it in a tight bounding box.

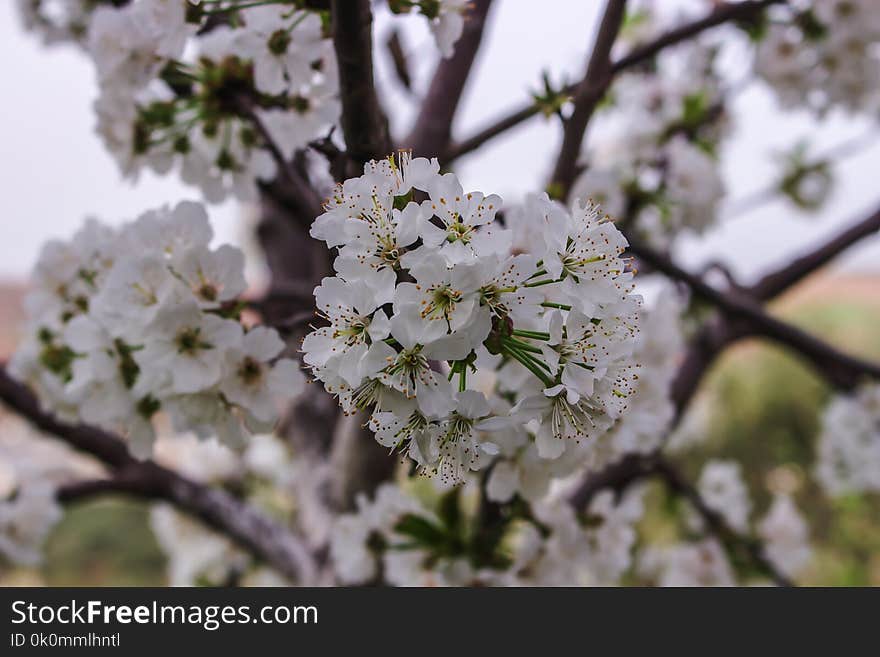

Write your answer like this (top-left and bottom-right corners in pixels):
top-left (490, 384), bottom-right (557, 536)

top-left (1, 0), bottom-right (878, 585)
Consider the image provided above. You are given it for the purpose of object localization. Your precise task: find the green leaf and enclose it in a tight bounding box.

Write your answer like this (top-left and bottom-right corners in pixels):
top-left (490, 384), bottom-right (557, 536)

top-left (393, 514), bottom-right (449, 548)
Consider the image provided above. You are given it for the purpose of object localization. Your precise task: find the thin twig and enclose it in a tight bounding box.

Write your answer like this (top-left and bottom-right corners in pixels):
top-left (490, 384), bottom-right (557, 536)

top-left (628, 238), bottom-right (880, 390)
top-left (612, 0), bottom-right (783, 71)
top-left (404, 0), bottom-right (495, 158)
top-left (446, 0), bottom-right (783, 163)
top-left (748, 205), bottom-right (880, 301)
top-left (238, 100), bottom-right (324, 221)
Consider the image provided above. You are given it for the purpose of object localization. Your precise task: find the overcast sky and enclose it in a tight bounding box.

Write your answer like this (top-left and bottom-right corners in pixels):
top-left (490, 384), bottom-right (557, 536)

top-left (1, 0), bottom-right (878, 286)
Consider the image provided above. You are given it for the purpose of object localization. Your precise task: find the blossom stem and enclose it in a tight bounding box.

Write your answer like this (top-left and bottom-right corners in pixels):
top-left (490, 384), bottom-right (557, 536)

top-left (502, 345), bottom-right (554, 387)
top-left (523, 277), bottom-right (562, 288)
top-left (502, 337), bottom-right (543, 354)
top-left (541, 301), bottom-right (571, 310)
top-left (512, 329), bottom-right (551, 341)
top-left (525, 268), bottom-right (547, 281)
top-left (202, 0), bottom-right (287, 14)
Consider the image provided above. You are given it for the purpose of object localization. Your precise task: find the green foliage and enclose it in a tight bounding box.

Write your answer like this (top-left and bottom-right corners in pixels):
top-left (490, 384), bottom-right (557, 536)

top-left (42, 498), bottom-right (166, 586)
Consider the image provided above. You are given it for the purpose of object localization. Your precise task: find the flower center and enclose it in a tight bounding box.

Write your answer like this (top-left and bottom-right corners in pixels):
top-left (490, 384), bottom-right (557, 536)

top-left (198, 282), bottom-right (218, 302)
top-left (237, 356), bottom-right (263, 385)
top-left (421, 285), bottom-right (462, 325)
top-left (268, 29), bottom-right (292, 56)
top-left (175, 327), bottom-right (212, 355)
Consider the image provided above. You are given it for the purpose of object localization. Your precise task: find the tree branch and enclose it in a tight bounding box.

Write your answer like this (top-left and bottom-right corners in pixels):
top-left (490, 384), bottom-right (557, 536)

top-left (0, 367), bottom-right (317, 584)
top-left (612, 0), bottom-right (782, 71)
top-left (748, 206), bottom-right (880, 301)
top-left (446, 0), bottom-right (782, 163)
top-left (253, 128), bottom-right (324, 224)
top-left (549, 0), bottom-right (628, 198)
top-left (668, 317), bottom-right (739, 419)
top-left (567, 453), bottom-right (658, 509)
top-left (404, 0), bottom-right (495, 158)
top-left (628, 239), bottom-right (880, 390)
top-left (331, 0), bottom-right (391, 170)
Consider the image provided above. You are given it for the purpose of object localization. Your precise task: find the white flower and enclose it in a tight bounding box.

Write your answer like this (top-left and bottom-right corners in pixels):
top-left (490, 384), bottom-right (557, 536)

top-left (220, 327), bottom-right (305, 423)
top-left (62, 315), bottom-right (136, 427)
top-left (132, 0), bottom-right (193, 59)
top-left (369, 406), bottom-right (441, 467)
top-left (754, 2), bottom-right (880, 114)
top-left (593, 281), bottom-right (683, 466)
top-left (330, 512), bottom-right (377, 585)
top-left (176, 245), bottom-right (248, 308)
top-left (310, 153), bottom-right (439, 253)
top-left (88, 6), bottom-right (161, 90)
top-left (375, 317), bottom-right (455, 418)
top-left (122, 200), bottom-right (213, 259)
top-left (474, 253), bottom-right (542, 323)
top-left (514, 391), bottom-right (614, 460)
top-left (392, 254), bottom-right (485, 345)
top-left (135, 301), bottom-right (243, 395)
top-left (435, 390), bottom-right (500, 485)
top-left (238, 7), bottom-right (326, 96)
top-left (13, 201), bottom-right (303, 459)
top-left (85, 6), bottom-right (339, 205)
top-left (164, 392), bottom-right (248, 449)
top-left (258, 94), bottom-right (341, 156)
top-left (485, 442), bottom-right (575, 503)
top-left (17, 0), bottom-right (94, 46)
top-left (418, 174), bottom-right (508, 264)
top-left (90, 254), bottom-right (183, 337)
top-left (302, 270), bottom-right (395, 387)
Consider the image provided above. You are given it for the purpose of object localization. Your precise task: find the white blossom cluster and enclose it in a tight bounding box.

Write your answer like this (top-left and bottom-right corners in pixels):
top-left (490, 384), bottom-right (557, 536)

top-left (24, 0), bottom-right (341, 203)
top-left (304, 153), bottom-right (641, 486)
top-left (10, 201), bottom-right (305, 458)
top-left (330, 481), bottom-right (644, 586)
top-left (814, 384), bottom-right (880, 496)
top-left (487, 281), bottom-right (684, 503)
top-left (755, 0), bottom-right (880, 114)
top-left (571, 42), bottom-right (726, 247)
